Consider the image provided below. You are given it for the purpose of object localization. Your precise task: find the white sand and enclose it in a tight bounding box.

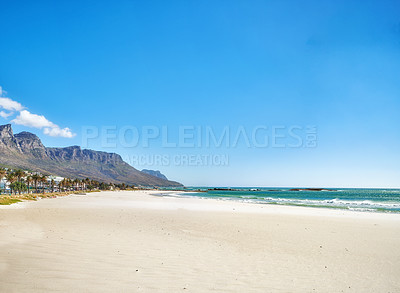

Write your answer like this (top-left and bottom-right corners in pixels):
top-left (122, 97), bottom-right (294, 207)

top-left (1, 190), bottom-right (400, 292)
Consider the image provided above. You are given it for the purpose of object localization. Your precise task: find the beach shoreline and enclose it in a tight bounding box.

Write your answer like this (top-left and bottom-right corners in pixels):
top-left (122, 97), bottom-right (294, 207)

top-left (5, 189), bottom-right (400, 218)
top-left (149, 190), bottom-right (400, 218)
top-left (1, 190), bottom-right (399, 292)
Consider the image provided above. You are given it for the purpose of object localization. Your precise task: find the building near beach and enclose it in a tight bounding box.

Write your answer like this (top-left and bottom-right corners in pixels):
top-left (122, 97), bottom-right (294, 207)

top-left (47, 175), bottom-right (64, 184)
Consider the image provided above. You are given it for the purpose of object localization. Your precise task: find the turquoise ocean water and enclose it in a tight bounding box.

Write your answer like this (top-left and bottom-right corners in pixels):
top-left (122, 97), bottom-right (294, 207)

top-left (161, 187), bottom-right (400, 213)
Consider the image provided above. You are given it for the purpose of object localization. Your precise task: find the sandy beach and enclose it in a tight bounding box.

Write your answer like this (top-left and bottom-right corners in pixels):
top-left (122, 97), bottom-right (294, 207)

top-left (1, 190), bottom-right (400, 292)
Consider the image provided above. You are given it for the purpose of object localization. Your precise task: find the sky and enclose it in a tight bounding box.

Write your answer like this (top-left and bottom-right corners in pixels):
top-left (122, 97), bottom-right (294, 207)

top-left (0, 0), bottom-right (400, 187)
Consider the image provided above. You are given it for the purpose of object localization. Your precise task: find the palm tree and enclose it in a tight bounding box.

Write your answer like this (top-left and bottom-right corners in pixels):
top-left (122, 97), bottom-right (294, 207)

top-left (84, 178), bottom-right (90, 190)
top-left (50, 179), bottom-right (55, 193)
top-left (26, 175), bottom-right (33, 194)
top-left (60, 178), bottom-right (68, 192)
top-left (0, 168), bottom-right (6, 194)
top-left (66, 178), bottom-right (72, 191)
top-left (73, 179), bottom-right (79, 191)
top-left (40, 175), bottom-right (48, 193)
top-left (58, 179), bottom-right (63, 192)
top-left (31, 174), bottom-right (40, 194)
top-left (11, 181), bottom-right (27, 195)
top-left (5, 172), bottom-right (17, 194)
top-left (14, 169), bottom-right (25, 183)
top-left (81, 179), bottom-right (86, 191)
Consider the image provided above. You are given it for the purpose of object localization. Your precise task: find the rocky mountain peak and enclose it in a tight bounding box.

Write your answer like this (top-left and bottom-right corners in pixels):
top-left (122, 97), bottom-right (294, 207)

top-left (15, 131), bottom-right (45, 150)
top-left (14, 131), bottom-right (40, 140)
top-left (0, 124), bottom-right (13, 138)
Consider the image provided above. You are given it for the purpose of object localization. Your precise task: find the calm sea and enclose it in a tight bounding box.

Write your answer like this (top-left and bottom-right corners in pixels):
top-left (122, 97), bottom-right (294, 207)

top-left (160, 187), bottom-right (400, 213)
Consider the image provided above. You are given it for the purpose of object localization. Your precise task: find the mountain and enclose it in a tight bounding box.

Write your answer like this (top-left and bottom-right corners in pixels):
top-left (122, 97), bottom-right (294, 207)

top-left (141, 169), bottom-right (168, 180)
top-left (0, 124), bottom-right (182, 187)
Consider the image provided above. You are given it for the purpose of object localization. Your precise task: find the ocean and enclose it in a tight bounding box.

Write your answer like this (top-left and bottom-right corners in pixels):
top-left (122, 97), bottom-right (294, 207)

top-left (161, 187), bottom-right (400, 213)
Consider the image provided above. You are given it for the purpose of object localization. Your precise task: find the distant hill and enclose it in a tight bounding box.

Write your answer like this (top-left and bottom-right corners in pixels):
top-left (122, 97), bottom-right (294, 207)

top-left (141, 169), bottom-right (168, 180)
top-left (0, 124), bottom-right (182, 187)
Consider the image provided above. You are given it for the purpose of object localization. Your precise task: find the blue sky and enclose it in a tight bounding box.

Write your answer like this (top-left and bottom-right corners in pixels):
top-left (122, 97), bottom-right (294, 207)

top-left (1, 0), bottom-right (400, 187)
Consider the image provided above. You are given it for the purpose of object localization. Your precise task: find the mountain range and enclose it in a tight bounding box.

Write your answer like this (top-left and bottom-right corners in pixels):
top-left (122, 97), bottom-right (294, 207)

top-left (0, 124), bottom-right (182, 187)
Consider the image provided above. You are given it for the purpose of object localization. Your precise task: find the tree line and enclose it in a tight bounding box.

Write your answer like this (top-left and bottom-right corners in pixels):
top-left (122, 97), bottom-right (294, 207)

top-left (0, 168), bottom-right (135, 195)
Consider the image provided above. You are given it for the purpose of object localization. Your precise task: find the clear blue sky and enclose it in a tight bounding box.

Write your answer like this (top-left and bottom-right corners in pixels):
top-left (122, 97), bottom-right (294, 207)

top-left (1, 0), bottom-right (399, 187)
